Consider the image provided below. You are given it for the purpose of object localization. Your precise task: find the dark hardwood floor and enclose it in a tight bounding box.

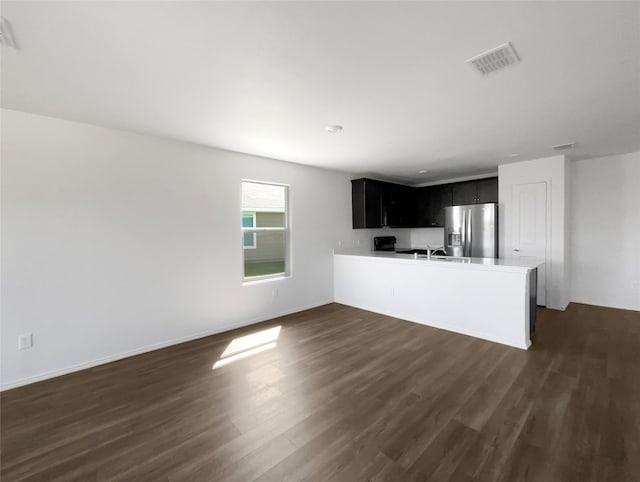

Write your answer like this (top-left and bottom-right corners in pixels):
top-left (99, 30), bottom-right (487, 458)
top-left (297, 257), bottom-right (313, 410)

top-left (2, 302), bottom-right (639, 481)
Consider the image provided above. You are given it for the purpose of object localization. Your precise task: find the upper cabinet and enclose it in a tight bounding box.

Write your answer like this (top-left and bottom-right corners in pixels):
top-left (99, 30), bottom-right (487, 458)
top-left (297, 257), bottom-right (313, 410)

top-left (475, 177), bottom-right (499, 203)
top-left (383, 182), bottom-right (416, 228)
top-left (351, 178), bottom-right (415, 229)
top-left (451, 181), bottom-right (477, 205)
top-left (416, 184), bottom-right (452, 227)
top-left (352, 176), bottom-right (497, 229)
top-left (351, 178), bottom-right (381, 229)
top-left (451, 177), bottom-right (498, 205)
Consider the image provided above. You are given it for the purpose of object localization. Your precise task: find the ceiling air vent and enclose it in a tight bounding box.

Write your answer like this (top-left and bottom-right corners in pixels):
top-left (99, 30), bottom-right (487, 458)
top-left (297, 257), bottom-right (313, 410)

top-left (552, 142), bottom-right (576, 151)
top-left (466, 42), bottom-right (520, 75)
top-left (0, 17), bottom-right (17, 48)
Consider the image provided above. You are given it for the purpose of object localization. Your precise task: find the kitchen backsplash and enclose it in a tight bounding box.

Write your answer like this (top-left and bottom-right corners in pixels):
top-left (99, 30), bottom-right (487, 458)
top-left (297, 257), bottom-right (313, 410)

top-left (340, 227), bottom-right (444, 251)
top-left (410, 228), bottom-right (445, 249)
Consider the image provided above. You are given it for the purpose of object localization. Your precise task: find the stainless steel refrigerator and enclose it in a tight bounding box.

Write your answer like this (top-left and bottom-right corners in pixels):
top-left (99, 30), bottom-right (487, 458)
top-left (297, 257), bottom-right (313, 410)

top-left (444, 203), bottom-right (498, 258)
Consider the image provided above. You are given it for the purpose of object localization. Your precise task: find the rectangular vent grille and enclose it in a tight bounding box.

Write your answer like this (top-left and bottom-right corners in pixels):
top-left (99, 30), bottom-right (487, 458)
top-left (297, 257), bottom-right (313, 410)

top-left (0, 17), bottom-right (16, 48)
top-left (466, 42), bottom-right (519, 75)
top-left (552, 142), bottom-right (576, 151)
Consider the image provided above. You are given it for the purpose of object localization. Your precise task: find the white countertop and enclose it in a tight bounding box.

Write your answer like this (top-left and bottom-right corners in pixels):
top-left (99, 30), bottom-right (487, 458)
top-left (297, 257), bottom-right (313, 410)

top-left (333, 248), bottom-right (543, 273)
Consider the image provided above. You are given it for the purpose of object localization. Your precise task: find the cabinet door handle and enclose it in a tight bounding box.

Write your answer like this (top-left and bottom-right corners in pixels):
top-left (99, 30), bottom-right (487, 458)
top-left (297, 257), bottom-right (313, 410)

top-left (514, 248), bottom-right (520, 252)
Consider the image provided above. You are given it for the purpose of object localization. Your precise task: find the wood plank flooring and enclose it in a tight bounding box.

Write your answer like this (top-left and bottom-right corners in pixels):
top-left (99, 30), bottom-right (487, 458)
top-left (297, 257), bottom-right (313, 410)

top-left (2, 302), bottom-right (639, 481)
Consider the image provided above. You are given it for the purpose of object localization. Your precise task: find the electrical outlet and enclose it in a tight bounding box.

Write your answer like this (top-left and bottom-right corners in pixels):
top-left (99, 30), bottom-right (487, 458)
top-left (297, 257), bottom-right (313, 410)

top-left (356, 239), bottom-right (361, 246)
top-left (337, 240), bottom-right (343, 248)
top-left (18, 333), bottom-right (33, 350)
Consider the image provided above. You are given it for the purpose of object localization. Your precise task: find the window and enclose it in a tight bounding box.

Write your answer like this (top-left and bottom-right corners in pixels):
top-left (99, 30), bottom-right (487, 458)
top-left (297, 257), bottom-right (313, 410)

top-left (241, 181), bottom-right (288, 280)
top-left (242, 213), bottom-right (256, 249)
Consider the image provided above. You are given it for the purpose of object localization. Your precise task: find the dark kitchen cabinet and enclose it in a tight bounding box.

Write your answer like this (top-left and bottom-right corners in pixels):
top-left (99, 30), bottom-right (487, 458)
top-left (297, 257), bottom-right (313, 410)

top-left (451, 181), bottom-right (477, 205)
top-left (416, 188), bottom-right (431, 227)
top-left (475, 177), bottom-right (499, 203)
top-left (351, 178), bottom-right (383, 229)
top-left (451, 177), bottom-right (498, 205)
top-left (416, 184), bottom-right (452, 227)
top-left (351, 179), bottom-right (416, 229)
top-left (430, 184), bottom-right (453, 227)
top-left (384, 183), bottom-right (416, 228)
top-left (351, 176), bottom-right (495, 229)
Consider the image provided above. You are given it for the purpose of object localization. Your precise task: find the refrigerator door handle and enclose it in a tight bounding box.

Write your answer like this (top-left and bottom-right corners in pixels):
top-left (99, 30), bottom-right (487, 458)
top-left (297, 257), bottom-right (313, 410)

top-left (464, 210), bottom-right (468, 257)
top-left (461, 210), bottom-right (465, 256)
top-left (467, 210), bottom-right (472, 257)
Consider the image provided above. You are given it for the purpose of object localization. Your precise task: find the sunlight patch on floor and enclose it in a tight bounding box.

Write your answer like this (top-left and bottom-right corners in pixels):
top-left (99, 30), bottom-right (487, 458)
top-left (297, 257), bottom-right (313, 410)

top-left (213, 325), bottom-right (281, 370)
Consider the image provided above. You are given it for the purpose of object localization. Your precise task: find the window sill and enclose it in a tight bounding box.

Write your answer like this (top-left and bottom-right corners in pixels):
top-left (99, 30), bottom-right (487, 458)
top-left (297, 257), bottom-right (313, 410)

top-left (242, 274), bottom-right (290, 286)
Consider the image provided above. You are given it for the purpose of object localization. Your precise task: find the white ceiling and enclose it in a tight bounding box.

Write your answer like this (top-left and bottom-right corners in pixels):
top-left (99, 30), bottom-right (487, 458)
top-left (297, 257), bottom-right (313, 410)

top-left (2, 1), bottom-right (639, 183)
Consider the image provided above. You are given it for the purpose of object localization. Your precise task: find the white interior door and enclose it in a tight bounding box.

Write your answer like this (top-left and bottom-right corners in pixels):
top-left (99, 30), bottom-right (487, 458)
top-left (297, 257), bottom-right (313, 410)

top-left (511, 182), bottom-right (547, 306)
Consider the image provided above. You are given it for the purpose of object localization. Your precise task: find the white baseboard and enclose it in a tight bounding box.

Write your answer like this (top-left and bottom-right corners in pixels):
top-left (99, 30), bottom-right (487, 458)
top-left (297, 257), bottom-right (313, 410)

top-left (569, 298), bottom-right (639, 312)
top-left (0, 300), bottom-right (331, 392)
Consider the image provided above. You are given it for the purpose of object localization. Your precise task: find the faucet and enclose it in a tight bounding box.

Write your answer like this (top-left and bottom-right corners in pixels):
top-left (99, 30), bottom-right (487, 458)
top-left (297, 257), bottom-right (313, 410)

top-left (426, 244), bottom-right (432, 260)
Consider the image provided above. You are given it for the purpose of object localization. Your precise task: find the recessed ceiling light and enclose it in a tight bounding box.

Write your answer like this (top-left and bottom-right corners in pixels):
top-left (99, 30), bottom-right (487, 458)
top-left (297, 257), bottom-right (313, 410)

top-left (510, 153), bottom-right (520, 157)
top-left (418, 170), bottom-right (428, 174)
top-left (325, 125), bottom-right (343, 133)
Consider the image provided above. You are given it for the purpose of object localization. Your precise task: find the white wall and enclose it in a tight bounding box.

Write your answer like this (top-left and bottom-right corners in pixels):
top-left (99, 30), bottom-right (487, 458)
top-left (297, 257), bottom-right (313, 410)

top-left (570, 152), bottom-right (640, 311)
top-left (499, 155), bottom-right (570, 310)
top-left (0, 109), bottom-right (393, 389)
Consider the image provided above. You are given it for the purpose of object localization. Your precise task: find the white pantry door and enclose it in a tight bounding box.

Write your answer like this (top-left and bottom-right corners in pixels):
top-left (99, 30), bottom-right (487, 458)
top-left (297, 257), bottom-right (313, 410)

top-left (511, 182), bottom-right (547, 306)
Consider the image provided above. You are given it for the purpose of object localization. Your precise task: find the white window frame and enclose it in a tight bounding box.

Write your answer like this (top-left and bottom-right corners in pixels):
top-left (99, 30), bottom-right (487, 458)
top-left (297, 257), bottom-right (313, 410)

top-left (242, 212), bottom-right (257, 249)
top-left (241, 180), bottom-right (290, 282)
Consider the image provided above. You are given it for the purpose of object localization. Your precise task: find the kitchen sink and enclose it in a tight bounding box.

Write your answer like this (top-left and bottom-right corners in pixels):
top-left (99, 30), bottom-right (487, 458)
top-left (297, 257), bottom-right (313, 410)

top-left (396, 249), bottom-right (447, 256)
top-left (408, 254), bottom-right (471, 263)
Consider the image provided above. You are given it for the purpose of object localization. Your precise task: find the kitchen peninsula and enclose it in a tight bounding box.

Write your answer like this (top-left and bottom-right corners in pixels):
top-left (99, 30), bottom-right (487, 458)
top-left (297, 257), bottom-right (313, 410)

top-left (334, 250), bottom-right (541, 349)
